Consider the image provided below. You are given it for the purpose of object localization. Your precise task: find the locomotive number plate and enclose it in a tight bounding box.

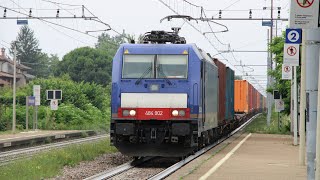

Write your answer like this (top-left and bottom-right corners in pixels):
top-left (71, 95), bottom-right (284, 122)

top-left (144, 111), bottom-right (163, 116)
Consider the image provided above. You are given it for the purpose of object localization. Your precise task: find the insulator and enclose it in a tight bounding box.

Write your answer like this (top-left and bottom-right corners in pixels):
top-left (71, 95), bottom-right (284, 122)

top-left (219, 10), bottom-right (222, 19)
top-left (3, 8), bottom-right (6, 18)
top-left (29, 9), bottom-right (32, 17)
top-left (249, 9), bottom-right (252, 19)
top-left (56, 9), bottom-right (60, 17)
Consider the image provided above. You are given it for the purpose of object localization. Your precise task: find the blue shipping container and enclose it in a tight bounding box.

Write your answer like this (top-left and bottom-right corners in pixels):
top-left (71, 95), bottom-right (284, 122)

top-left (225, 67), bottom-right (235, 120)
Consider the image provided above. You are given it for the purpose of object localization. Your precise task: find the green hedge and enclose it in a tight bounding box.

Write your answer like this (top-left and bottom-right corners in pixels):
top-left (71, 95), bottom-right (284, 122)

top-left (0, 75), bottom-right (110, 132)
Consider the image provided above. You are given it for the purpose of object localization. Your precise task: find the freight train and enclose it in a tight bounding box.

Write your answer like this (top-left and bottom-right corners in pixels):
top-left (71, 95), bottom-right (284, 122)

top-left (110, 30), bottom-right (266, 157)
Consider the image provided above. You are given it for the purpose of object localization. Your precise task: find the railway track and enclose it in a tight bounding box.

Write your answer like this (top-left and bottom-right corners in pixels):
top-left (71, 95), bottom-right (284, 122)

top-left (85, 113), bottom-right (260, 180)
top-left (0, 134), bottom-right (108, 166)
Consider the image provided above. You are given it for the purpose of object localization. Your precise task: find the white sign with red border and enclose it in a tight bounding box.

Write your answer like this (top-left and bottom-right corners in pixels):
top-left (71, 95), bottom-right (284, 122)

top-left (289, 0), bottom-right (319, 29)
top-left (275, 99), bottom-right (285, 112)
top-left (282, 64), bottom-right (293, 80)
top-left (50, 99), bottom-right (58, 111)
top-left (33, 85), bottom-right (41, 106)
top-left (283, 43), bottom-right (300, 66)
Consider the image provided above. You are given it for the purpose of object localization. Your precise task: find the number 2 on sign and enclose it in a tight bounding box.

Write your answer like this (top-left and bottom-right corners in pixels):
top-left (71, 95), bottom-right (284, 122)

top-left (290, 32), bottom-right (296, 40)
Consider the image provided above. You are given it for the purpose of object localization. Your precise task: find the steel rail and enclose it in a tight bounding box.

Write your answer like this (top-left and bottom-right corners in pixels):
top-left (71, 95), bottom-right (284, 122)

top-left (84, 157), bottom-right (154, 180)
top-left (148, 113), bottom-right (261, 180)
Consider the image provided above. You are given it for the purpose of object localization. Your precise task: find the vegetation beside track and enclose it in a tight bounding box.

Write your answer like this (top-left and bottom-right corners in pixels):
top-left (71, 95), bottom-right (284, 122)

top-left (0, 138), bottom-right (117, 180)
top-left (245, 112), bottom-right (291, 134)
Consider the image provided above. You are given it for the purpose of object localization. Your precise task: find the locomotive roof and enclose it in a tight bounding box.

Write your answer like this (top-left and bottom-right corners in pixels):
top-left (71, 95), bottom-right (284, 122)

top-left (119, 43), bottom-right (216, 67)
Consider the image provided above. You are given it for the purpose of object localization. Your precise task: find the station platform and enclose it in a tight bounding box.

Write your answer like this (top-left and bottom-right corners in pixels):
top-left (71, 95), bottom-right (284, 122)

top-left (168, 133), bottom-right (306, 180)
top-left (0, 130), bottom-right (96, 150)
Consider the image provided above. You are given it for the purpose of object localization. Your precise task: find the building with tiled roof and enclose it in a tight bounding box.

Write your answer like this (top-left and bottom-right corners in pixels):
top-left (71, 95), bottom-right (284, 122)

top-left (0, 47), bottom-right (34, 87)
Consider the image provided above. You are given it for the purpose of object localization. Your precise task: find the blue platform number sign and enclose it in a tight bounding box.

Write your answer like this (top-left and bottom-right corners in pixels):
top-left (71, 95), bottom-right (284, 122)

top-left (17, 20), bottom-right (28, 25)
top-left (28, 96), bottom-right (35, 106)
top-left (285, 29), bottom-right (302, 44)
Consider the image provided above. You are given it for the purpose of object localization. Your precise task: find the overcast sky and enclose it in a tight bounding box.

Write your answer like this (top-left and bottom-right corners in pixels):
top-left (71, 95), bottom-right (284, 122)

top-left (0, 0), bottom-right (290, 94)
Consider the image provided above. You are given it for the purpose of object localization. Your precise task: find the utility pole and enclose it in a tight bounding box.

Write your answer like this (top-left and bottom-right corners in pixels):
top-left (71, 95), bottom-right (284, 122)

top-left (267, 0), bottom-right (274, 126)
top-left (12, 45), bottom-right (17, 133)
top-left (299, 30), bottom-right (306, 165)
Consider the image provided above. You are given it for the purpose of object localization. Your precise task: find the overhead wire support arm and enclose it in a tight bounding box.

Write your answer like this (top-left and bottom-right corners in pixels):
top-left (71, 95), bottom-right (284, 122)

top-left (206, 17), bottom-right (288, 21)
top-left (0, 16), bottom-right (97, 19)
top-left (160, 15), bottom-right (198, 23)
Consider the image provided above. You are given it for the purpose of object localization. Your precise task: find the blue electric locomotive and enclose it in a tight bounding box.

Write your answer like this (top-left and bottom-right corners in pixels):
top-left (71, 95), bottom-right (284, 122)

top-left (110, 31), bottom-right (220, 157)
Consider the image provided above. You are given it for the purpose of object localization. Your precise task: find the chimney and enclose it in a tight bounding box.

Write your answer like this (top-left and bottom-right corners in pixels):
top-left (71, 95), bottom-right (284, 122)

top-left (1, 48), bottom-right (5, 58)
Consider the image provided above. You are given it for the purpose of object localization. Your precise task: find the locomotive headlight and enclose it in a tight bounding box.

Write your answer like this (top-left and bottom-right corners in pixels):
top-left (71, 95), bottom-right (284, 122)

top-left (178, 110), bottom-right (185, 116)
top-left (129, 110), bottom-right (136, 116)
top-left (172, 110), bottom-right (179, 116)
top-left (122, 110), bottom-right (130, 116)
top-left (150, 84), bottom-right (159, 91)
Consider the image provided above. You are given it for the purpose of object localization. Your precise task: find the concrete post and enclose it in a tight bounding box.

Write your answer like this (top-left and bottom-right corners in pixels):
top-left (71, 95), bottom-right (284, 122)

top-left (294, 66), bottom-right (298, 145)
top-left (12, 46), bottom-right (16, 133)
top-left (305, 29), bottom-right (320, 180)
top-left (267, 29), bottom-right (272, 126)
top-left (315, 46), bottom-right (320, 180)
top-left (299, 30), bottom-right (306, 165)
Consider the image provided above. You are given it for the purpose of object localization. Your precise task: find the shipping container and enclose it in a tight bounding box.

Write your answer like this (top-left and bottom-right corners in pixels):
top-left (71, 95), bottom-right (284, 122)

top-left (248, 82), bottom-right (253, 113)
top-left (213, 59), bottom-right (226, 124)
top-left (256, 92), bottom-right (261, 111)
top-left (234, 80), bottom-right (249, 113)
top-left (225, 67), bottom-right (235, 120)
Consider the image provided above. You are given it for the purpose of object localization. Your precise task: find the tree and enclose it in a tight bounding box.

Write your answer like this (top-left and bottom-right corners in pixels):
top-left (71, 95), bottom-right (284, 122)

top-left (55, 47), bottom-right (112, 86)
top-left (268, 33), bottom-right (301, 114)
top-left (95, 33), bottom-right (125, 56)
top-left (10, 25), bottom-right (44, 77)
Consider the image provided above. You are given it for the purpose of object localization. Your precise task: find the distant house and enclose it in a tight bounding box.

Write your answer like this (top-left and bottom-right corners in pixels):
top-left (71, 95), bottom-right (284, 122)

top-left (0, 47), bottom-right (34, 87)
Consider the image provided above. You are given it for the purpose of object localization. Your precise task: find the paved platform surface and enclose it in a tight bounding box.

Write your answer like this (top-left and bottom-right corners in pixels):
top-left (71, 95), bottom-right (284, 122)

top-left (167, 133), bottom-right (306, 180)
top-left (0, 130), bottom-right (95, 149)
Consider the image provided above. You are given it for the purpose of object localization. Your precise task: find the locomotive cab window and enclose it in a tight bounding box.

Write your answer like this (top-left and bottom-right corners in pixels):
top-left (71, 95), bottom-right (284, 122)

top-left (122, 55), bottom-right (155, 78)
top-left (156, 55), bottom-right (188, 79)
top-left (122, 54), bottom-right (188, 79)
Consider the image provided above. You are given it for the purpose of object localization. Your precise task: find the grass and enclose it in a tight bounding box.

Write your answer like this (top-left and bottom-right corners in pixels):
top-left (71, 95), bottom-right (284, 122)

top-left (245, 112), bottom-right (291, 134)
top-left (0, 138), bottom-right (117, 180)
top-left (0, 130), bottom-right (25, 135)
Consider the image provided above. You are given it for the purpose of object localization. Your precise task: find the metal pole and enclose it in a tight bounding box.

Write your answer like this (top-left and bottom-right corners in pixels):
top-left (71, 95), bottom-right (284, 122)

top-left (35, 106), bottom-right (38, 130)
top-left (305, 29), bottom-right (320, 180)
top-left (278, 112), bottom-right (280, 131)
top-left (267, 29), bottom-right (272, 126)
top-left (294, 66), bottom-right (298, 145)
top-left (299, 30), bottom-right (306, 165)
top-left (26, 96), bottom-right (28, 130)
top-left (12, 46), bottom-right (16, 133)
top-left (267, 0), bottom-right (274, 126)
top-left (315, 45), bottom-right (320, 180)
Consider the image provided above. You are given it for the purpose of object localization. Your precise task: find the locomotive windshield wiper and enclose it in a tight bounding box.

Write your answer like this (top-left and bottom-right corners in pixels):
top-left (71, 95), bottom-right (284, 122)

top-left (135, 66), bottom-right (152, 85)
top-left (157, 65), bottom-right (172, 85)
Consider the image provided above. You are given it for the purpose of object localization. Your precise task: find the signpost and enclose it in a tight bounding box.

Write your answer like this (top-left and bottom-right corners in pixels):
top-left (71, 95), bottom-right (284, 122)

top-left (282, 64), bottom-right (293, 80)
top-left (275, 99), bottom-right (285, 130)
top-left (275, 99), bottom-right (285, 112)
top-left (286, 28), bottom-right (302, 44)
top-left (283, 44), bottom-right (300, 66)
top-left (262, 21), bottom-right (273, 27)
top-left (46, 90), bottom-right (62, 111)
top-left (26, 96), bottom-right (35, 130)
top-left (50, 100), bottom-right (58, 111)
top-left (16, 20), bottom-right (28, 25)
top-left (33, 85), bottom-right (40, 130)
top-left (289, 0), bottom-right (319, 28)
top-left (46, 90), bottom-right (62, 100)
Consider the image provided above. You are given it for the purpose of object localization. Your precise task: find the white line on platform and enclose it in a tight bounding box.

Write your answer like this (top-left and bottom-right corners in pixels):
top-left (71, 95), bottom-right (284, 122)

top-left (199, 133), bottom-right (252, 180)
